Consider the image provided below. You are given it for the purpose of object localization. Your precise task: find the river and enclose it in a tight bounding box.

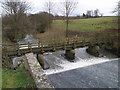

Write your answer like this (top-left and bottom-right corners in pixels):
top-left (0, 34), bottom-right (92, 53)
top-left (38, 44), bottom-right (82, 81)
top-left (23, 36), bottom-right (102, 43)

top-left (43, 48), bottom-right (119, 88)
top-left (43, 47), bottom-right (118, 75)
top-left (16, 35), bottom-right (119, 88)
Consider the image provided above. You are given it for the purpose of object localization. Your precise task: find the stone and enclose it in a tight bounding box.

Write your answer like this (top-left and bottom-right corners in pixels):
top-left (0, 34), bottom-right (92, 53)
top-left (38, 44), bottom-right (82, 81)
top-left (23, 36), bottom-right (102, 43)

top-left (37, 54), bottom-right (44, 68)
top-left (65, 50), bottom-right (75, 62)
top-left (25, 53), bottom-right (54, 88)
top-left (86, 45), bottom-right (102, 57)
top-left (44, 60), bottom-right (50, 70)
top-left (36, 54), bottom-right (50, 70)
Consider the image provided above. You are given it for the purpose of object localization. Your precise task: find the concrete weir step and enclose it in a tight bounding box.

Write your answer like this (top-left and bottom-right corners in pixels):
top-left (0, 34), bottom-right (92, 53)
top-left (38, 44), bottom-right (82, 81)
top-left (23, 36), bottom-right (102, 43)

top-left (24, 53), bottom-right (54, 88)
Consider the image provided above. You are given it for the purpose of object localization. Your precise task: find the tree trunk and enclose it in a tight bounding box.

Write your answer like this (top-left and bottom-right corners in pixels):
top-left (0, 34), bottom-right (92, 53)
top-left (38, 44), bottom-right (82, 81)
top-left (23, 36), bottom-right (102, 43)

top-left (66, 15), bottom-right (69, 37)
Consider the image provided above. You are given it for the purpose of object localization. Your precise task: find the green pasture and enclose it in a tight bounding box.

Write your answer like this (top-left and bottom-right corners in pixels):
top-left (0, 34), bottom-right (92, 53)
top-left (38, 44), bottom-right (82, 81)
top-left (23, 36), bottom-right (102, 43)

top-left (53, 17), bottom-right (118, 32)
top-left (2, 65), bottom-right (36, 88)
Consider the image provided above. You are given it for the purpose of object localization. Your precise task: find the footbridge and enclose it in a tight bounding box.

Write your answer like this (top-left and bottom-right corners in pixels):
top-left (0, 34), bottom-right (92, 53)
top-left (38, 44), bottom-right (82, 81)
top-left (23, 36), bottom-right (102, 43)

top-left (3, 37), bottom-right (104, 57)
top-left (2, 36), bottom-right (106, 88)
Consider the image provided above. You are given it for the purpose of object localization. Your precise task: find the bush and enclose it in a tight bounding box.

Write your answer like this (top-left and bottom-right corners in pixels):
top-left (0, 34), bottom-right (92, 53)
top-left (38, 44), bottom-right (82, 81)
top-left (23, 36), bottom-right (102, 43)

top-left (2, 14), bottom-right (33, 42)
top-left (29, 12), bottom-right (53, 33)
top-left (39, 24), bottom-right (47, 33)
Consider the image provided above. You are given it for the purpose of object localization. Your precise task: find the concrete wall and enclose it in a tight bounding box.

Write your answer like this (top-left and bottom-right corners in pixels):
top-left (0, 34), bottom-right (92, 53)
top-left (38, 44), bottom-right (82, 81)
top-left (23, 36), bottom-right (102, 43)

top-left (24, 53), bottom-right (54, 88)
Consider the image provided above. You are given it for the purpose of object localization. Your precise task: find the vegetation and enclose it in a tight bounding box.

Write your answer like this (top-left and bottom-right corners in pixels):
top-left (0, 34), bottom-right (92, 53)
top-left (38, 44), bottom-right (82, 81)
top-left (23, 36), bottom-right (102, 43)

top-left (2, 1), bottom-right (52, 88)
top-left (1, 0), bottom-right (119, 88)
top-left (29, 12), bottom-right (53, 33)
top-left (53, 17), bottom-right (118, 32)
top-left (37, 17), bottom-right (118, 39)
top-left (2, 1), bottom-right (33, 42)
top-left (113, 0), bottom-right (120, 16)
top-left (2, 65), bottom-right (36, 88)
top-left (2, 1), bottom-right (53, 43)
top-left (60, 0), bottom-right (78, 37)
top-left (36, 16), bottom-right (119, 56)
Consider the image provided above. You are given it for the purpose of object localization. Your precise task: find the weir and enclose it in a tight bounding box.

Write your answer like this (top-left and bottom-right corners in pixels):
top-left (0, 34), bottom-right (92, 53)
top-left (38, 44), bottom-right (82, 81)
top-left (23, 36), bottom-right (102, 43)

top-left (3, 37), bottom-right (107, 70)
top-left (24, 53), bottom-right (54, 88)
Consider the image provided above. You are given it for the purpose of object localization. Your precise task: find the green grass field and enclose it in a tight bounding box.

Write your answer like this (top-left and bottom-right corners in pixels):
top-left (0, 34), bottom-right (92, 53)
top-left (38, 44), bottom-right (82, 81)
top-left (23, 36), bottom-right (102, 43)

top-left (37, 16), bottom-right (118, 41)
top-left (2, 65), bottom-right (36, 88)
top-left (53, 17), bottom-right (118, 32)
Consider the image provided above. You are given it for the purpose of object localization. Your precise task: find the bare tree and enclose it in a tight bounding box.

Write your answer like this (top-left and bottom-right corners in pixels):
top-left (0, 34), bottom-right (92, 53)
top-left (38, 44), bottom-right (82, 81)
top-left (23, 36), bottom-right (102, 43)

top-left (2, 0), bottom-right (30, 15)
top-left (61, 0), bottom-right (78, 37)
top-left (44, 0), bottom-right (55, 30)
top-left (113, 1), bottom-right (120, 16)
top-left (44, 0), bottom-right (54, 15)
top-left (2, 0), bottom-right (31, 42)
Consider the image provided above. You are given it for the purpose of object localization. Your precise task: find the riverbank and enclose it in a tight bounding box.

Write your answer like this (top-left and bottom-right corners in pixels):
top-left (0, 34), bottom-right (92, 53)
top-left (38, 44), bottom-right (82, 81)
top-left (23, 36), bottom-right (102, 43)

top-left (36, 17), bottom-right (119, 57)
top-left (2, 65), bottom-right (36, 88)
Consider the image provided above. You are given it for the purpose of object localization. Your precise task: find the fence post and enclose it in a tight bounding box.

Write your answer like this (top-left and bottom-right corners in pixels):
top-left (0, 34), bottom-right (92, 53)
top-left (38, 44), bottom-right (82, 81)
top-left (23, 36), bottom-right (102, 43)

top-left (3, 47), bottom-right (9, 61)
top-left (17, 44), bottom-right (20, 56)
top-left (64, 40), bottom-right (66, 50)
top-left (38, 41), bottom-right (40, 48)
top-left (41, 42), bottom-right (44, 53)
top-left (67, 38), bottom-right (69, 44)
top-left (73, 37), bottom-right (76, 49)
top-left (53, 39), bottom-right (56, 51)
top-left (28, 42), bottom-right (32, 52)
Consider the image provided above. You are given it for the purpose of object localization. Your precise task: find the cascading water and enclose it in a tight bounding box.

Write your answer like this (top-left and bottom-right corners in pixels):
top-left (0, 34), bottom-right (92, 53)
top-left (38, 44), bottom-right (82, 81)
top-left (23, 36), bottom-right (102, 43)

top-left (18, 34), bottom-right (39, 44)
top-left (13, 34), bottom-right (118, 76)
top-left (12, 35), bottom-right (39, 66)
top-left (12, 35), bottom-right (119, 88)
top-left (44, 47), bottom-right (118, 75)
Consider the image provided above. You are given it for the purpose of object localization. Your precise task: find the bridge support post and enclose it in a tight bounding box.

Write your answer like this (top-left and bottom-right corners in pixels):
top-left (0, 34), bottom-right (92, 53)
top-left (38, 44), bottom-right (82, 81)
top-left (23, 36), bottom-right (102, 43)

top-left (37, 54), bottom-right (44, 69)
top-left (36, 54), bottom-right (50, 70)
top-left (25, 53), bottom-right (54, 88)
top-left (65, 50), bottom-right (75, 62)
top-left (86, 45), bottom-right (103, 57)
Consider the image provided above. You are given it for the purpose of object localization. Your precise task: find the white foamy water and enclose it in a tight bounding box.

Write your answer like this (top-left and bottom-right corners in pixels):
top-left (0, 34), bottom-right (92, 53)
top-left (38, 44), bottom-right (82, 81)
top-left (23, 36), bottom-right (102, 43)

top-left (44, 47), bottom-right (118, 75)
top-left (18, 35), bottom-right (39, 44)
top-left (17, 35), bottom-right (47, 49)
top-left (17, 35), bottom-right (118, 76)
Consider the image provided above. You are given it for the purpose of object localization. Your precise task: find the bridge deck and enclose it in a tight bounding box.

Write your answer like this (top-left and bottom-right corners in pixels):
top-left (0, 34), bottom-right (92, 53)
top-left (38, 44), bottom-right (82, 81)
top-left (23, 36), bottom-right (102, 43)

top-left (2, 37), bottom-right (103, 57)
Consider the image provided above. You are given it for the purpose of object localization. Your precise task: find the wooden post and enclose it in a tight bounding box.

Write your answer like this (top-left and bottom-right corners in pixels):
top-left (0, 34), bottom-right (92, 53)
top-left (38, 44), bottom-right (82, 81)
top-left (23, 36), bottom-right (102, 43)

top-left (53, 39), bottom-right (56, 51)
top-left (38, 41), bottom-right (40, 48)
top-left (64, 41), bottom-right (66, 50)
top-left (17, 44), bottom-right (20, 56)
top-left (73, 37), bottom-right (76, 49)
top-left (67, 38), bottom-right (69, 44)
top-left (41, 42), bottom-right (44, 53)
top-left (28, 42), bottom-right (32, 52)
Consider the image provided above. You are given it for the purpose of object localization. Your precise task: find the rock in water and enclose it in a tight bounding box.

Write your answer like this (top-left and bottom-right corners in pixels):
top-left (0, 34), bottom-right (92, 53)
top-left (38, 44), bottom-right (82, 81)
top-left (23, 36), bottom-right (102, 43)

top-left (86, 45), bottom-right (101, 57)
top-left (65, 50), bottom-right (75, 62)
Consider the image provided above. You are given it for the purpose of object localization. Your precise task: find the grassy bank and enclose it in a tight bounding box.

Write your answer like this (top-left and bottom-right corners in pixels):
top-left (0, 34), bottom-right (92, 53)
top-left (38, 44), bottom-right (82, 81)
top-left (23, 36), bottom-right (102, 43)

top-left (36, 16), bottom-right (118, 41)
top-left (2, 38), bottom-right (36, 88)
top-left (2, 65), bottom-right (36, 88)
top-left (53, 17), bottom-right (118, 32)
top-left (36, 16), bottom-right (119, 56)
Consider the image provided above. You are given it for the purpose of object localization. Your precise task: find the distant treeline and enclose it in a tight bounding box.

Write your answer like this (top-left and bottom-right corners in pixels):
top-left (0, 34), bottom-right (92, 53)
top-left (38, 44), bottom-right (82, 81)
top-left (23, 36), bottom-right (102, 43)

top-left (53, 15), bottom-right (102, 20)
